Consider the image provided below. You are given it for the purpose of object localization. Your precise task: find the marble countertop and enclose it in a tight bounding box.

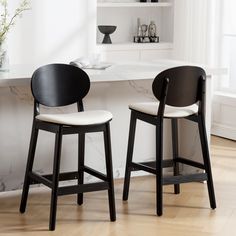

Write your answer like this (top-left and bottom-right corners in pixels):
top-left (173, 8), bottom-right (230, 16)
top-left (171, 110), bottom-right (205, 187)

top-left (0, 60), bottom-right (227, 87)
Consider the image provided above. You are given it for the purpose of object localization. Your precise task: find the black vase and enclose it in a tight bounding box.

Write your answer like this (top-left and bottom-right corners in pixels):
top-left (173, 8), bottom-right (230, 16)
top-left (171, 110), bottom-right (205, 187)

top-left (140, 0), bottom-right (147, 2)
top-left (151, 0), bottom-right (159, 2)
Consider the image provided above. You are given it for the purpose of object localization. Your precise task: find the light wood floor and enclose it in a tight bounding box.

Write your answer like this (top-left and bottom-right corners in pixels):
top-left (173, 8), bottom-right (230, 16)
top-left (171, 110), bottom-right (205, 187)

top-left (0, 136), bottom-right (236, 236)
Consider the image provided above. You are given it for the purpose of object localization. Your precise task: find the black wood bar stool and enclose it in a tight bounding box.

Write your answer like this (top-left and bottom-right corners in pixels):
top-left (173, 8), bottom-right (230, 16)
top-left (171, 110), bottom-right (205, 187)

top-left (123, 66), bottom-right (216, 216)
top-left (20, 64), bottom-right (116, 230)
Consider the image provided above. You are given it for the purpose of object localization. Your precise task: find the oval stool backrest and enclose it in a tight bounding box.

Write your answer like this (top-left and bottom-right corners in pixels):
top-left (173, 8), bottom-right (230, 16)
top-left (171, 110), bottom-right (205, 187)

top-left (31, 64), bottom-right (90, 107)
top-left (152, 66), bottom-right (206, 107)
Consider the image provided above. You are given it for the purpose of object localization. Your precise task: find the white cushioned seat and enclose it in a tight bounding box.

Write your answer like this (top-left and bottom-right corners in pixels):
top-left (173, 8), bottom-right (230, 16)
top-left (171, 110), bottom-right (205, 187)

top-left (129, 102), bottom-right (198, 118)
top-left (36, 110), bottom-right (113, 126)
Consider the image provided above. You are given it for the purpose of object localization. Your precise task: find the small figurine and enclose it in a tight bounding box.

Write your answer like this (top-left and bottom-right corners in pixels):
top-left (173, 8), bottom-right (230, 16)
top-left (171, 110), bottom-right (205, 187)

top-left (137, 18), bottom-right (142, 37)
top-left (148, 21), bottom-right (156, 37)
top-left (141, 24), bottom-right (148, 37)
top-left (134, 19), bottom-right (159, 43)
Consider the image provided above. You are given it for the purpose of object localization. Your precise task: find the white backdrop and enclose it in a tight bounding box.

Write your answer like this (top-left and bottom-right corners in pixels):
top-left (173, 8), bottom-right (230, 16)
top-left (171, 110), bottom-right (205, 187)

top-left (7, 0), bottom-right (96, 66)
top-left (173, 0), bottom-right (210, 64)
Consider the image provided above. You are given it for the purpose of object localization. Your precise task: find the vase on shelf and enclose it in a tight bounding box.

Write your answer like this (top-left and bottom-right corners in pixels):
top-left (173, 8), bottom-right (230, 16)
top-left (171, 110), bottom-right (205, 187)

top-left (0, 41), bottom-right (9, 72)
top-left (98, 25), bottom-right (117, 44)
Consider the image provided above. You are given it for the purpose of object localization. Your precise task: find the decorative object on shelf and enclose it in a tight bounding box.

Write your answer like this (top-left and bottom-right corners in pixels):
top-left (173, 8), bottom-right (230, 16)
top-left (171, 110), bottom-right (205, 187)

top-left (98, 25), bottom-right (117, 44)
top-left (0, 0), bottom-right (30, 71)
top-left (140, 0), bottom-right (147, 2)
top-left (148, 20), bottom-right (159, 42)
top-left (134, 19), bottom-right (159, 43)
top-left (148, 21), bottom-right (156, 37)
top-left (141, 24), bottom-right (148, 37)
top-left (137, 18), bottom-right (142, 37)
top-left (151, 0), bottom-right (159, 2)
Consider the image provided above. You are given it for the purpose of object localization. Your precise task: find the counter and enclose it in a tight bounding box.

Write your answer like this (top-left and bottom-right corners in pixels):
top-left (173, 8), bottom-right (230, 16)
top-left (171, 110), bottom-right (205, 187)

top-left (0, 60), bottom-right (226, 191)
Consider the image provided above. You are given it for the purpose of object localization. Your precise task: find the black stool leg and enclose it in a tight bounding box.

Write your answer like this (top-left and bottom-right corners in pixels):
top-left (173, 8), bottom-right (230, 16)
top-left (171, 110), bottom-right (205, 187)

top-left (156, 118), bottom-right (164, 216)
top-left (123, 112), bottom-right (137, 201)
top-left (20, 122), bottom-right (39, 213)
top-left (171, 119), bottom-right (180, 194)
top-left (198, 115), bottom-right (216, 209)
top-left (49, 127), bottom-right (63, 231)
top-left (77, 133), bottom-right (85, 205)
top-left (104, 123), bottom-right (116, 221)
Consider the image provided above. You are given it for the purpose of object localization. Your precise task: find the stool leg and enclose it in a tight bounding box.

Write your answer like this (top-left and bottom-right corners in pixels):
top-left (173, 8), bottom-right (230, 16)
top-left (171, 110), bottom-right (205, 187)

top-left (104, 123), bottom-right (116, 221)
top-left (77, 133), bottom-right (85, 205)
top-left (49, 128), bottom-right (63, 231)
top-left (20, 122), bottom-right (39, 213)
top-left (171, 119), bottom-right (180, 194)
top-left (123, 112), bottom-right (137, 201)
top-left (198, 116), bottom-right (216, 209)
top-left (156, 118), bottom-right (164, 216)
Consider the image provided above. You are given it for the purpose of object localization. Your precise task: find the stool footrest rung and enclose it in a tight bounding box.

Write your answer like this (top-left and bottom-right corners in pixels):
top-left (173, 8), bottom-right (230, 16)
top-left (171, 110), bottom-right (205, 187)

top-left (29, 169), bottom-right (108, 188)
top-left (57, 182), bottom-right (110, 196)
top-left (44, 171), bottom-right (79, 182)
top-left (29, 172), bottom-right (52, 188)
top-left (163, 173), bottom-right (208, 185)
top-left (131, 162), bottom-right (156, 174)
top-left (140, 160), bottom-right (174, 168)
top-left (130, 159), bottom-right (174, 173)
top-left (30, 171), bottom-right (79, 184)
top-left (176, 157), bottom-right (205, 169)
top-left (83, 166), bottom-right (107, 181)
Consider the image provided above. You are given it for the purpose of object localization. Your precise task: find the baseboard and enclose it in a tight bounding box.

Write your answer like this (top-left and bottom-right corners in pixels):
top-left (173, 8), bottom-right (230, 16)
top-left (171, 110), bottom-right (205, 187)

top-left (211, 122), bottom-right (236, 140)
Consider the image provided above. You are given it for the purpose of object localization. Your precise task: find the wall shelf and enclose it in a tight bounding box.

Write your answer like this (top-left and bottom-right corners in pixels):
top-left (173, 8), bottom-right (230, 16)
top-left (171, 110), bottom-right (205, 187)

top-left (96, 42), bottom-right (173, 51)
top-left (97, 0), bottom-right (174, 61)
top-left (97, 2), bottom-right (172, 8)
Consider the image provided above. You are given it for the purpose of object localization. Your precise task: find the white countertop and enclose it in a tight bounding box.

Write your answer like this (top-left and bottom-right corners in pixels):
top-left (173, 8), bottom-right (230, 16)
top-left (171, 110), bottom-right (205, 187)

top-left (0, 60), bottom-right (227, 86)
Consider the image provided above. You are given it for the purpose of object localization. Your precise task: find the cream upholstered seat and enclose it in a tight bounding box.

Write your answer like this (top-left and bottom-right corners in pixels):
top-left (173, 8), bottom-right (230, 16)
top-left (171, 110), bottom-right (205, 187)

top-left (129, 102), bottom-right (198, 118)
top-left (36, 110), bottom-right (113, 126)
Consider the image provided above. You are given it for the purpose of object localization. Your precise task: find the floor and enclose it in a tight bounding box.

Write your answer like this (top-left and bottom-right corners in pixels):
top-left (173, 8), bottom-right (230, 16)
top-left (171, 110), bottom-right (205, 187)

top-left (0, 136), bottom-right (235, 236)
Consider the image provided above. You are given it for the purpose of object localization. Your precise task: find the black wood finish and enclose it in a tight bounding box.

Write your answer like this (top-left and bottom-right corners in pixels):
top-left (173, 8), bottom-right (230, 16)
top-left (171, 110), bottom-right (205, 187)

top-left (58, 182), bottom-right (109, 196)
top-left (163, 173), bottom-right (208, 185)
top-left (171, 119), bottom-right (180, 194)
top-left (104, 123), bottom-right (116, 221)
top-left (29, 172), bottom-right (52, 188)
top-left (156, 117), bottom-right (163, 216)
top-left (78, 133), bottom-right (85, 205)
top-left (123, 112), bottom-right (137, 201)
top-left (131, 162), bottom-right (156, 174)
top-left (83, 166), bottom-right (107, 181)
top-left (140, 160), bottom-right (174, 168)
top-left (152, 66), bottom-right (205, 107)
top-left (31, 64), bottom-right (90, 107)
top-left (46, 171), bottom-right (78, 181)
top-left (49, 127), bottom-right (63, 231)
top-left (20, 64), bottom-right (116, 231)
top-left (20, 122), bottom-right (39, 213)
top-left (176, 157), bottom-right (205, 169)
top-left (198, 115), bottom-right (216, 209)
top-left (123, 66), bottom-right (216, 216)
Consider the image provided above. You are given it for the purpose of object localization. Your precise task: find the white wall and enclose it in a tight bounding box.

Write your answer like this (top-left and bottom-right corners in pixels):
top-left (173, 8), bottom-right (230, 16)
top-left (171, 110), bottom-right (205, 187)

top-left (173, 0), bottom-right (209, 64)
top-left (209, 0), bottom-right (236, 141)
top-left (7, 0), bottom-right (96, 66)
top-left (6, 0), bottom-right (211, 65)
top-left (212, 93), bottom-right (236, 140)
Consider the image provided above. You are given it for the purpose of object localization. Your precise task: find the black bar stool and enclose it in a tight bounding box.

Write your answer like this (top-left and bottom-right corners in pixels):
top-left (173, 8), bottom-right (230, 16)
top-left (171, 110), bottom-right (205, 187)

top-left (123, 66), bottom-right (216, 216)
top-left (20, 64), bottom-right (116, 230)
